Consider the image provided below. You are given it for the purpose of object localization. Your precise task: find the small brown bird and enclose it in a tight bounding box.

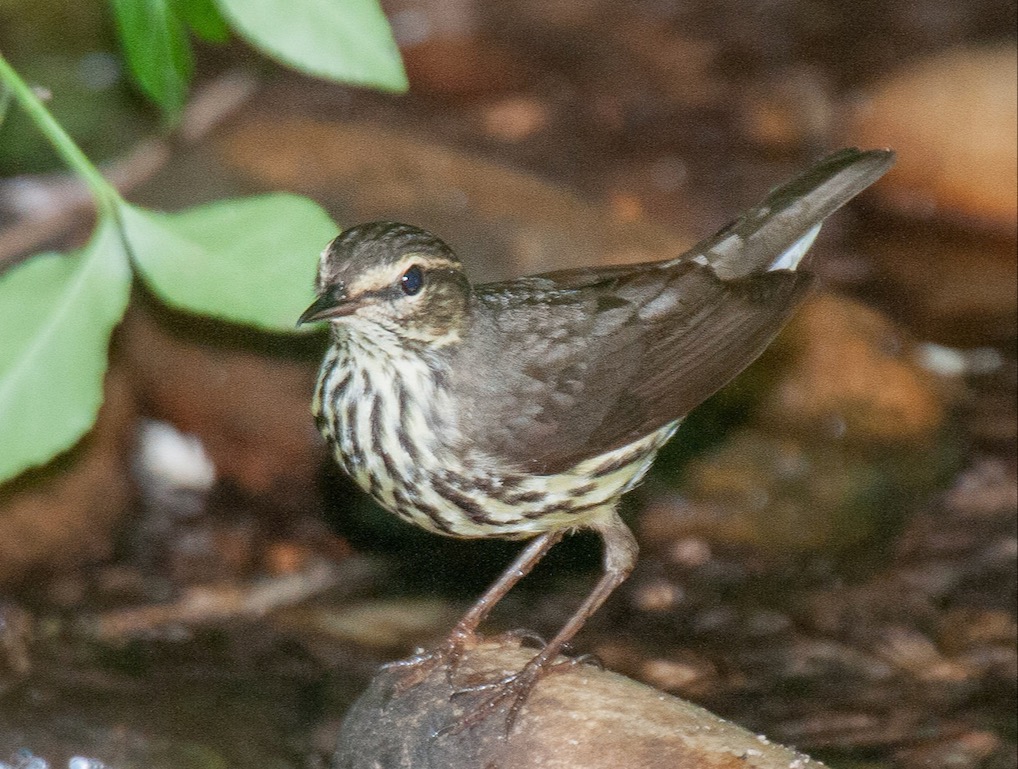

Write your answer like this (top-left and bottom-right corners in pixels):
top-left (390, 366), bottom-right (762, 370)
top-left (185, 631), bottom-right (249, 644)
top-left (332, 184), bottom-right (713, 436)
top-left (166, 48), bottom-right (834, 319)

top-left (299, 148), bottom-right (894, 729)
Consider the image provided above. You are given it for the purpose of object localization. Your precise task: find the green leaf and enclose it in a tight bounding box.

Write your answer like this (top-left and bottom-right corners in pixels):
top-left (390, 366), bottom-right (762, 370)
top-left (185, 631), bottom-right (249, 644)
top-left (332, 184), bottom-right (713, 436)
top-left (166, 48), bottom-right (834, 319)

top-left (120, 195), bottom-right (338, 332)
top-left (0, 82), bottom-right (12, 130)
top-left (0, 218), bottom-right (132, 483)
top-left (214, 0), bottom-right (408, 93)
top-left (172, 0), bottom-right (230, 42)
top-left (110, 0), bottom-right (194, 118)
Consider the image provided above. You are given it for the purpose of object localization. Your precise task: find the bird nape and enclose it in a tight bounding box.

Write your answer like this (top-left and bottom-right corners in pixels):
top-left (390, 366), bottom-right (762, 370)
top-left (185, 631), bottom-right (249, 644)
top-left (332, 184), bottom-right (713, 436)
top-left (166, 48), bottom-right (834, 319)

top-left (299, 147), bottom-right (896, 734)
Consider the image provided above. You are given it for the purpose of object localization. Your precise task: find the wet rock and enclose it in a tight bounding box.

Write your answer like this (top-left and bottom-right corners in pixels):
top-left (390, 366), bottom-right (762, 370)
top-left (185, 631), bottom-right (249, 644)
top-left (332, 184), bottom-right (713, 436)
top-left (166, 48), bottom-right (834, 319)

top-left (334, 641), bottom-right (829, 769)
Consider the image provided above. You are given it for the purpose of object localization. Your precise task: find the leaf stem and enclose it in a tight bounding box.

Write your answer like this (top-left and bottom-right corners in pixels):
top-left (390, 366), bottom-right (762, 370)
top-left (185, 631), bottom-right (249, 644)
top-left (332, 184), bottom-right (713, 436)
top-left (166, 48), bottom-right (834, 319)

top-left (0, 53), bottom-right (122, 214)
top-left (0, 82), bottom-right (12, 128)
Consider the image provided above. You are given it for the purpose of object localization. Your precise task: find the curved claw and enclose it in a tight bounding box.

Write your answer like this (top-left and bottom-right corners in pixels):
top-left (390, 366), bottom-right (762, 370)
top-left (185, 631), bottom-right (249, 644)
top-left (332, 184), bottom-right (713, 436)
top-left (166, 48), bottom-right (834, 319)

top-left (491, 628), bottom-right (547, 649)
top-left (384, 629), bottom-right (478, 693)
top-left (440, 667), bottom-right (539, 738)
top-left (384, 628), bottom-right (550, 697)
top-left (571, 651), bottom-right (604, 670)
top-left (380, 647), bottom-right (430, 672)
top-left (437, 653), bottom-right (582, 738)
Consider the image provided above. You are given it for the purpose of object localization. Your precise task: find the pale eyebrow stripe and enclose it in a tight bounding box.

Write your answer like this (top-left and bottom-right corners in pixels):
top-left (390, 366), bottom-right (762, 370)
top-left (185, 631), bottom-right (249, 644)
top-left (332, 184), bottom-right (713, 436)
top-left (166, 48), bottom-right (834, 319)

top-left (347, 254), bottom-right (461, 294)
top-left (393, 254), bottom-right (460, 272)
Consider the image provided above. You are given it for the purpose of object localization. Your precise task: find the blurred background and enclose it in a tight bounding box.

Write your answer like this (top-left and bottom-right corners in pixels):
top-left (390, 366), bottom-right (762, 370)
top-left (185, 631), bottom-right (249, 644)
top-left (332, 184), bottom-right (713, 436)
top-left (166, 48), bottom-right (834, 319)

top-left (0, 0), bottom-right (1015, 767)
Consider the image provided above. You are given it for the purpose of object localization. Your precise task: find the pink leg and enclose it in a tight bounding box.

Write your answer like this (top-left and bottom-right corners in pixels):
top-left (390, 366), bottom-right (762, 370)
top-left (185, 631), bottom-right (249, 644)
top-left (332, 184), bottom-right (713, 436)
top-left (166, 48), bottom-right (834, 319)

top-left (389, 530), bottom-right (565, 688)
top-left (447, 514), bottom-right (638, 734)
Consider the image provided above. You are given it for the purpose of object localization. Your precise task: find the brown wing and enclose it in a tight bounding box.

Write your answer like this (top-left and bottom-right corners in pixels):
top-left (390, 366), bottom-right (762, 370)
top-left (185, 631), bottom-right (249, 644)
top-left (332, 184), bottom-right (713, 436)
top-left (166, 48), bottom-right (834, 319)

top-left (450, 148), bottom-right (893, 474)
top-left (454, 263), bottom-right (810, 474)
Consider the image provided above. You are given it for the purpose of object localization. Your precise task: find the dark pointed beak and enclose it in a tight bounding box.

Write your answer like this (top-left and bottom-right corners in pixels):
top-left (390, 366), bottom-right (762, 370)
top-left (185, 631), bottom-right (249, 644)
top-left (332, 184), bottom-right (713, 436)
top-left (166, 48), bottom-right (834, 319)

top-left (297, 286), bottom-right (355, 326)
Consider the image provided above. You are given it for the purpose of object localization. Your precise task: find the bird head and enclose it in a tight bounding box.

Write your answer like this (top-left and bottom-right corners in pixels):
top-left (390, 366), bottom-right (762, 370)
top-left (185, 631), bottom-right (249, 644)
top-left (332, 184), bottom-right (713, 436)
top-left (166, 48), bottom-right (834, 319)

top-left (298, 222), bottom-right (471, 346)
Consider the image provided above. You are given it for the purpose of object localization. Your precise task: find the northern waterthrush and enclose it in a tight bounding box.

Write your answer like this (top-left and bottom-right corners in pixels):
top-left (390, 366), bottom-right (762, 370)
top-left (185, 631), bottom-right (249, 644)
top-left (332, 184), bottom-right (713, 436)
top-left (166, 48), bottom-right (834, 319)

top-left (299, 148), bottom-right (894, 728)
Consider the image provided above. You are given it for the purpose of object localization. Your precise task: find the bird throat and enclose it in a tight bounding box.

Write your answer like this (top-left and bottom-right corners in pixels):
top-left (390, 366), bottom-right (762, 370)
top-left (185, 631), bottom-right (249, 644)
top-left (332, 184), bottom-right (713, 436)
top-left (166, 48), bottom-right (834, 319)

top-left (315, 322), bottom-right (453, 515)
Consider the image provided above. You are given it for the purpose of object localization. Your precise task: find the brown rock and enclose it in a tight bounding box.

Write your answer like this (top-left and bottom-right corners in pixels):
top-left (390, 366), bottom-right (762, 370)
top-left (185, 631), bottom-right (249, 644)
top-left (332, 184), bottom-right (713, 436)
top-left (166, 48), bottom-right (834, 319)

top-left (334, 642), bottom-right (828, 769)
top-left (765, 294), bottom-right (946, 445)
top-left (0, 365), bottom-right (136, 586)
top-left (844, 45), bottom-right (1018, 234)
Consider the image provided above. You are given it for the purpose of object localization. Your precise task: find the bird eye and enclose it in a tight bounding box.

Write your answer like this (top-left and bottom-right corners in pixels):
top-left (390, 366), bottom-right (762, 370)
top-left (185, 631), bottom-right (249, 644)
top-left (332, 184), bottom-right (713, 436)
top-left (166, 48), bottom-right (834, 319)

top-left (400, 264), bottom-right (424, 296)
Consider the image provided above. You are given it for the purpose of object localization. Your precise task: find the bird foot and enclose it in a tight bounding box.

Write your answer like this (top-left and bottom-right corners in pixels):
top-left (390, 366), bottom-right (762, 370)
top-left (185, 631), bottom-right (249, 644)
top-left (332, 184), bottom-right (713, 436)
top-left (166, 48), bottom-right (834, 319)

top-left (437, 652), bottom-right (591, 738)
top-left (383, 626), bottom-right (548, 694)
top-left (382, 627), bottom-right (479, 692)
